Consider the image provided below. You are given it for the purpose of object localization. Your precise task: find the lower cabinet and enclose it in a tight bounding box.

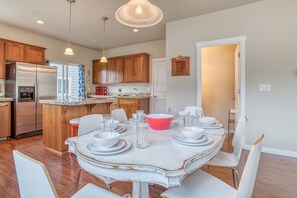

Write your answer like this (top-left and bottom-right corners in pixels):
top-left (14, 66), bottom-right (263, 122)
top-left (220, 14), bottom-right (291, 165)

top-left (0, 102), bottom-right (11, 138)
top-left (118, 98), bottom-right (150, 119)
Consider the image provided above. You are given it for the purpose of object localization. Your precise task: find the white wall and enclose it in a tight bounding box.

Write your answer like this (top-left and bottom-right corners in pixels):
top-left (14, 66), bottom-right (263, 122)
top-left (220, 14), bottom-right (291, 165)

top-left (166, 0), bottom-right (297, 152)
top-left (202, 45), bottom-right (236, 128)
top-left (93, 39), bottom-right (166, 94)
top-left (0, 23), bottom-right (100, 92)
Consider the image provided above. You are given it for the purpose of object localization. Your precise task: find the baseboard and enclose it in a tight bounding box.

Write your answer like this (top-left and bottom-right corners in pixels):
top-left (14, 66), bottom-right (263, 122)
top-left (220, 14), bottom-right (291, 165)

top-left (244, 144), bottom-right (297, 158)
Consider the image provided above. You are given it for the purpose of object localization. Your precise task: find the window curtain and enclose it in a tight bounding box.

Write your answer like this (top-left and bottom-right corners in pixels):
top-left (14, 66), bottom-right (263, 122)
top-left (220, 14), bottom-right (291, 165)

top-left (78, 64), bottom-right (86, 99)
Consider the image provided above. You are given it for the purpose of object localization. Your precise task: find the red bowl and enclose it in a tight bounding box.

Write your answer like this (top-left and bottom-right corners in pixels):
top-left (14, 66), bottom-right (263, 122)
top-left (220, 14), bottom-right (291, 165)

top-left (145, 114), bottom-right (174, 130)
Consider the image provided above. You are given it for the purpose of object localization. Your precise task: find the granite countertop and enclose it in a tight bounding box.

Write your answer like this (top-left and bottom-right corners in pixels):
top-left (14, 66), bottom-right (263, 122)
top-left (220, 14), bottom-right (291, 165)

top-left (88, 94), bottom-right (151, 99)
top-left (0, 98), bottom-right (13, 102)
top-left (39, 98), bottom-right (116, 106)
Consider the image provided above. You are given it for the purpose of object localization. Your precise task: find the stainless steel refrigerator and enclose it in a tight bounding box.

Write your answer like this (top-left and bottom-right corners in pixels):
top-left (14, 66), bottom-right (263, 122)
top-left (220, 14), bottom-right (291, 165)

top-left (5, 62), bottom-right (57, 138)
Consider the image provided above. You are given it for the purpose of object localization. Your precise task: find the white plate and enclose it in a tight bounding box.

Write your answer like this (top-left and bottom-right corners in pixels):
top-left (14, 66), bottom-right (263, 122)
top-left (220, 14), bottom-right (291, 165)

top-left (173, 136), bottom-right (213, 146)
top-left (87, 140), bottom-right (132, 155)
top-left (95, 125), bottom-right (126, 133)
top-left (87, 139), bottom-right (126, 152)
top-left (199, 123), bottom-right (223, 129)
top-left (173, 134), bottom-right (207, 144)
top-left (198, 120), bottom-right (220, 126)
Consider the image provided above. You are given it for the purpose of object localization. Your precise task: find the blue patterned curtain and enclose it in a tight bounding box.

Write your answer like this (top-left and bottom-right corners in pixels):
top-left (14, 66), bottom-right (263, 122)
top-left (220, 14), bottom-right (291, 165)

top-left (78, 64), bottom-right (86, 99)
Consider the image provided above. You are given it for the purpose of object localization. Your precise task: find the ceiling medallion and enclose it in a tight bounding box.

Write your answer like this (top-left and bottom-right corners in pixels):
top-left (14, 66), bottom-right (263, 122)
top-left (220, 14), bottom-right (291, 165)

top-left (115, 0), bottom-right (163, 28)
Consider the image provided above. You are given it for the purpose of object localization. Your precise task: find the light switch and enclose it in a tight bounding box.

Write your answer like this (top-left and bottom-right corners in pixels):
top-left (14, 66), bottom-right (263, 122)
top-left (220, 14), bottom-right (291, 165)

top-left (259, 84), bottom-right (271, 92)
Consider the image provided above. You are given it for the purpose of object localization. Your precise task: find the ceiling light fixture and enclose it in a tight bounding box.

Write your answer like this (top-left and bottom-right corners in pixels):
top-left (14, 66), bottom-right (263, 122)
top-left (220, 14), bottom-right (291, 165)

top-left (36, 20), bottom-right (44, 24)
top-left (100, 17), bottom-right (108, 63)
top-left (133, 28), bottom-right (139, 32)
top-left (115, 0), bottom-right (163, 28)
top-left (64, 0), bottom-right (75, 56)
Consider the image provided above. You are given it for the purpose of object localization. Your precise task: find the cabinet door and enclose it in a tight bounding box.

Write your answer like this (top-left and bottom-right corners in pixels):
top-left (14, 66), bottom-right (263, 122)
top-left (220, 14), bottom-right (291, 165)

top-left (107, 58), bottom-right (117, 84)
top-left (93, 60), bottom-right (99, 84)
top-left (0, 40), bottom-right (4, 79)
top-left (0, 102), bottom-right (11, 138)
top-left (124, 56), bottom-right (135, 82)
top-left (93, 60), bottom-right (107, 84)
top-left (25, 45), bottom-right (45, 64)
top-left (133, 55), bottom-right (144, 82)
top-left (116, 57), bottom-right (124, 83)
top-left (5, 41), bottom-right (25, 62)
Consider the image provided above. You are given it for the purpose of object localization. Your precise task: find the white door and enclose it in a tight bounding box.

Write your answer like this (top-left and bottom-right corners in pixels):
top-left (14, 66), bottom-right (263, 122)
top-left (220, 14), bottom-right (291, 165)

top-left (152, 58), bottom-right (167, 114)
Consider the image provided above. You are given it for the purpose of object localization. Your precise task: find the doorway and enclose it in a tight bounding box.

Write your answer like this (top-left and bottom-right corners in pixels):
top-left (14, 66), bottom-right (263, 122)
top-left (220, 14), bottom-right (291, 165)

top-left (151, 58), bottom-right (167, 114)
top-left (196, 36), bottom-right (246, 131)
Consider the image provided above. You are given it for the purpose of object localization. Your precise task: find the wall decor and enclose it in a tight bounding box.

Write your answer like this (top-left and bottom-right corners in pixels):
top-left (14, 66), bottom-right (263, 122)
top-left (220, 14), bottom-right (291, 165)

top-left (172, 55), bottom-right (190, 76)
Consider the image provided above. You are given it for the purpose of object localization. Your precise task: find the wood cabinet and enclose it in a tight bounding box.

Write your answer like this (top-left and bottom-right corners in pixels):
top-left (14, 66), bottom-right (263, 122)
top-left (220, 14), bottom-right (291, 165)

top-left (1, 39), bottom-right (46, 72)
top-left (92, 53), bottom-right (149, 84)
top-left (0, 102), bottom-right (11, 138)
top-left (0, 39), bottom-right (4, 79)
top-left (4, 41), bottom-right (25, 62)
top-left (25, 45), bottom-right (45, 64)
top-left (123, 53), bottom-right (149, 83)
top-left (118, 98), bottom-right (150, 119)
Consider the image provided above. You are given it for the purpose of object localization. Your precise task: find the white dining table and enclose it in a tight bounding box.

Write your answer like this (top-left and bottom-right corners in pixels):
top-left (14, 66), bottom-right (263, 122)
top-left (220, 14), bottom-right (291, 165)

top-left (66, 120), bottom-right (226, 198)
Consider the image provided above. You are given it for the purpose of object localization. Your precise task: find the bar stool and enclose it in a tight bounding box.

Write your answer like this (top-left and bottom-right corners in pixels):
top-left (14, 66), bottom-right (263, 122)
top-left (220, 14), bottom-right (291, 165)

top-left (70, 118), bottom-right (80, 137)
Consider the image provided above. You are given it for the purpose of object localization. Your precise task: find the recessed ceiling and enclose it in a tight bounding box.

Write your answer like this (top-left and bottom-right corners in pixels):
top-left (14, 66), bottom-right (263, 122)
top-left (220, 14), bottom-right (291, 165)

top-left (0, 0), bottom-right (262, 50)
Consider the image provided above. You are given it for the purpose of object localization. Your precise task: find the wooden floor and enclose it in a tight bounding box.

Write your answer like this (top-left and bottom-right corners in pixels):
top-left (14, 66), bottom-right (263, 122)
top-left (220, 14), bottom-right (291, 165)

top-left (0, 135), bottom-right (297, 198)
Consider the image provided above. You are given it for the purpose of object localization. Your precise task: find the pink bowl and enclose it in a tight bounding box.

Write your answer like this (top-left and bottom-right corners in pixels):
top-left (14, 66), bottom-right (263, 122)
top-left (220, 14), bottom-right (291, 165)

top-left (145, 114), bottom-right (174, 130)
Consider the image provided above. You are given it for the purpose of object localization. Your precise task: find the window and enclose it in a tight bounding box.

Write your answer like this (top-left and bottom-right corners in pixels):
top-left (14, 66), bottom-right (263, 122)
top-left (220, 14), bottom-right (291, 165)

top-left (50, 62), bottom-right (80, 100)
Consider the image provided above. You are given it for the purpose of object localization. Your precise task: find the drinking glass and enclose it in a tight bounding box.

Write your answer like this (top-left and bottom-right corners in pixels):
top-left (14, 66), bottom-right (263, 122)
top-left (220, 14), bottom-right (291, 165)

top-left (183, 115), bottom-right (194, 127)
top-left (136, 123), bottom-right (150, 149)
top-left (168, 107), bottom-right (176, 117)
top-left (103, 117), bottom-right (114, 132)
top-left (136, 110), bottom-right (145, 123)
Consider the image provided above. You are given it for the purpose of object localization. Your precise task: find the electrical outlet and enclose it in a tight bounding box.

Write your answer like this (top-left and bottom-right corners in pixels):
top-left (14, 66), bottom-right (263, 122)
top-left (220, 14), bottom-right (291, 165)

top-left (259, 84), bottom-right (271, 92)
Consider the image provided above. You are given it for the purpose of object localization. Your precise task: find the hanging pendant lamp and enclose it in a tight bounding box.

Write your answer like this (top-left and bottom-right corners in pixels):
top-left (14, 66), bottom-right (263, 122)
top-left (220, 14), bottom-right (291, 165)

top-left (115, 0), bottom-right (163, 28)
top-left (64, 0), bottom-right (75, 55)
top-left (100, 17), bottom-right (108, 63)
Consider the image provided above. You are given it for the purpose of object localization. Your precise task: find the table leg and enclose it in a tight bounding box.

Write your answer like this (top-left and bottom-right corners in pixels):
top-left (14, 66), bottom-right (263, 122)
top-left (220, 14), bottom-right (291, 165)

top-left (132, 181), bottom-right (149, 198)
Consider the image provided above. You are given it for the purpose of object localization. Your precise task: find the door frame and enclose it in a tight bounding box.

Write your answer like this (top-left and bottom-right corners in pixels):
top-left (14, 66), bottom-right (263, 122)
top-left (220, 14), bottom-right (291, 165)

top-left (196, 36), bottom-right (246, 117)
top-left (151, 58), bottom-right (167, 113)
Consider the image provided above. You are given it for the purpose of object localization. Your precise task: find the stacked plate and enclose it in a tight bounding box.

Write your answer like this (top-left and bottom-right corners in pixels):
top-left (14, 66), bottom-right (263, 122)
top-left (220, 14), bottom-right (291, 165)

top-left (173, 134), bottom-right (213, 146)
top-left (96, 125), bottom-right (126, 133)
top-left (87, 139), bottom-right (131, 155)
top-left (197, 120), bottom-right (223, 129)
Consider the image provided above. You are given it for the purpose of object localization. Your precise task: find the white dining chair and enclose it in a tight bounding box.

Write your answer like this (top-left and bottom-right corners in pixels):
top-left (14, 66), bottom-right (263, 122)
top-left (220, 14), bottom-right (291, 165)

top-left (76, 114), bottom-right (117, 191)
top-left (184, 106), bottom-right (204, 117)
top-left (78, 114), bottom-right (103, 135)
top-left (13, 150), bottom-right (123, 198)
top-left (206, 115), bottom-right (247, 188)
top-left (111, 108), bottom-right (128, 123)
top-left (161, 134), bottom-right (264, 198)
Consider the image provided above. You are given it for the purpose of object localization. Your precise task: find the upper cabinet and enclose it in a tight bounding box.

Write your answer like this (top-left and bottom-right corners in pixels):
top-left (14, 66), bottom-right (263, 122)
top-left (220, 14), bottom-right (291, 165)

top-left (5, 41), bottom-right (25, 62)
top-left (24, 45), bottom-right (45, 64)
top-left (0, 40), bottom-right (4, 79)
top-left (92, 53), bottom-right (149, 84)
top-left (123, 53), bottom-right (149, 83)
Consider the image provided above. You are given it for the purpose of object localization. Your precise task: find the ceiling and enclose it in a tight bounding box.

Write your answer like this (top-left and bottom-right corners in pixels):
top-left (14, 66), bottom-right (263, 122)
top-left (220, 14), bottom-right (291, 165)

top-left (0, 0), bottom-right (262, 50)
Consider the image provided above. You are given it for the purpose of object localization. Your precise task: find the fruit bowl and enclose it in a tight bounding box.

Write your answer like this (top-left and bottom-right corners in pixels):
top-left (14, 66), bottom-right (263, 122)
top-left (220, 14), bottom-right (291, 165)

top-left (145, 114), bottom-right (174, 130)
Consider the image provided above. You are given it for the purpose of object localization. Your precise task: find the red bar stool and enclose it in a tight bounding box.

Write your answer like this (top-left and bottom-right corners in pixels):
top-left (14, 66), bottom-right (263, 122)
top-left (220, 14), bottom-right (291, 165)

top-left (70, 118), bottom-right (80, 137)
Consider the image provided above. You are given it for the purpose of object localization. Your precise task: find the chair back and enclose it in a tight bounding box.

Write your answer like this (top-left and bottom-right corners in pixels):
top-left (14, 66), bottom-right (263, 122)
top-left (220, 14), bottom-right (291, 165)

top-left (111, 108), bottom-right (128, 123)
top-left (184, 106), bottom-right (204, 117)
top-left (232, 115), bottom-right (247, 161)
top-left (13, 150), bottom-right (58, 198)
top-left (78, 114), bottom-right (103, 135)
top-left (237, 134), bottom-right (264, 198)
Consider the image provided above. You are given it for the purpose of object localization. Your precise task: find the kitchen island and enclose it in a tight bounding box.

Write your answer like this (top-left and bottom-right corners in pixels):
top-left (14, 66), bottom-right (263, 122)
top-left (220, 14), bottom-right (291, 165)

top-left (40, 98), bottom-right (116, 155)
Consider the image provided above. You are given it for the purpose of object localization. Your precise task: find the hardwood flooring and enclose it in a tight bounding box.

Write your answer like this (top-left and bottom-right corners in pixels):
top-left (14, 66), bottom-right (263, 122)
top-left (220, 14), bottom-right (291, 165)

top-left (0, 135), bottom-right (297, 197)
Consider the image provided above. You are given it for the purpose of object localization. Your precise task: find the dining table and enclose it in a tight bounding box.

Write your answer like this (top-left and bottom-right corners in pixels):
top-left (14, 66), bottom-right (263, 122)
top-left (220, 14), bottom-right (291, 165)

top-left (65, 119), bottom-right (226, 198)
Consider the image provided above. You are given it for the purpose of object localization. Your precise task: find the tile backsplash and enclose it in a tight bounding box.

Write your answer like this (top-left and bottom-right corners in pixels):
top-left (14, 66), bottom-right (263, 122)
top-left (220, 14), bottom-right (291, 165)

top-left (91, 83), bottom-right (151, 95)
top-left (0, 80), bottom-right (4, 93)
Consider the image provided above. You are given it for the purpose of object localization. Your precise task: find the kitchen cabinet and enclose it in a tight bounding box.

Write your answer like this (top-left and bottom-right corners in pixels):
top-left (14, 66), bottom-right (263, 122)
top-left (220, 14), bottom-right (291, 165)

top-left (5, 41), bottom-right (25, 62)
top-left (93, 60), bottom-right (107, 84)
top-left (3, 39), bottom-right (45, 65)
top-left (0, 39), bottom-right (4, 79)
top-left (25, 45), bottom-right (45, 64)
top-left (0, 102), bottom-right (11, 138)
top-left (124, 53), bottom-right (149, 83)
top-left (118, 98), bottom-right (150, 119)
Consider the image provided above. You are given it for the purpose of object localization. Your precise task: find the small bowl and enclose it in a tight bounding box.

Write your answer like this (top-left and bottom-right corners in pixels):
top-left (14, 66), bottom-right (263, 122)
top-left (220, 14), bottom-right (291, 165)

top-left (93, 132), bottom-right (120, 147)
top-left (181, 127), bottom-right (204, 140)
top-left (199, 117), bottom-right (216, 125)
top-left (145, 114), bottom-right (174, 130)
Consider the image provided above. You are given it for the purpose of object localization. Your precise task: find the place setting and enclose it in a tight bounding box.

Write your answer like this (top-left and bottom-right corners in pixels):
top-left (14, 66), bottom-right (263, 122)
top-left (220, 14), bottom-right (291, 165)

top-left (97, 118), bottom-right (126, 133)
top-left (127, 110), bottom-right (147, 125)
top-left (196, 117), bottom-right (223, 129)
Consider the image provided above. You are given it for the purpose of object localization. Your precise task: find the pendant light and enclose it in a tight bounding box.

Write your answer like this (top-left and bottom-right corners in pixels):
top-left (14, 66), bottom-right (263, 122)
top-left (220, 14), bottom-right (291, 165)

top-left (64, 0), bottom-right (75, 56)
top-left (100, 17), bottom-right (108, 63)
top-left (115, 0), bottom-right (163, 28)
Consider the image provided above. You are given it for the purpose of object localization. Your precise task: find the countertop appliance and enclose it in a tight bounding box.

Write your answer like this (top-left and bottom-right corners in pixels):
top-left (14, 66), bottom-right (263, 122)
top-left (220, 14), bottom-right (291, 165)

top-left (5, 62), bottom-right (57, 138)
